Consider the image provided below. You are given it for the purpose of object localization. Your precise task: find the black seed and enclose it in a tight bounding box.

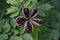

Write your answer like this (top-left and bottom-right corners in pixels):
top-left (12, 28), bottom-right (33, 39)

top-left (31, 9), bottom-right (38, 17)
top-left (23, 8), bottom-right (30, 18)
top-left (34, 20), bottom-right (42, 24)
top-left (25, 21), bottom-right (33, 33)
top-left (16, 17), bottom-right (27, 26)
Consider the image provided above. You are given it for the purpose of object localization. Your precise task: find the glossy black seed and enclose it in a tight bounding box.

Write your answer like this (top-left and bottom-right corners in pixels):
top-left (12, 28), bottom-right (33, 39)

top-left (23, 8), bottom-right (30, 18)
top-left (16, 17), bottom-right (27, 26)
top-left (30, 9), bottom-right (38, 18)
top-left (25, 21), bottom-right (33, 33)
top-left (33, 20), bottom-right (42, 24)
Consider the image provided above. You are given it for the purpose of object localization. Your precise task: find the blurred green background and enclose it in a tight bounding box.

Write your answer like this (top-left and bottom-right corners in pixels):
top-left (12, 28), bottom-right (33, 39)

top-left (0, 0), bottom-right (60, 40)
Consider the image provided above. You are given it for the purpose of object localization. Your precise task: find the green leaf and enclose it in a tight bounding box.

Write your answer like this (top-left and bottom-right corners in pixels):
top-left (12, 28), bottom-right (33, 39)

top-left (38, 27), bottom-right (51, 40)
top-left (19, 0), bottom-right (24, 2)
top-left (6, 6), bottom-right (18, 14)
top-left (40, 4), bottom-right (53, 10)
top-left (2, 22), bottom-right (11, 33)
top-left (31, 25), bottom-right (40, 40)
top-left (31, 31), bottom-right (38, 40)
top-left (30, 0), bottom-right (37, 3)
top-left (7, 30), bottom-right (13, 35)
top-left (51, 0), bottom-right (60, 11)
top-left (49, 30), bottom-right (60, 40)
top-left (9, 36), bottom-right (22, 40)
top-left (37, 3), bottom-right (53, 10)
top-left (6, 6), bottom-right (19, 17)
top-left (23, 0), bottom-right (31, 7)
top-left (0, 39), bottom-right (2, 40)
top-left (7, 0), bottom-right (23, 5)
top-left (27, 2), bottom-right (35, 9)
top-left (7, 0), bottom-right (20, 5)
top-left (56, 12), bottom-right (60, 22)
top-left (10, 11), bottom-right (19, 18)
top-left (6, 6), bottom-right (19, 14)
top-left (0, 34), bottom-right (8, 40)
top-left (10, 18), bottom-right (16, 29)
top-left (38, 10), bottom-right (46, 17)
top-left (13, 29), bottom-right (19, 35)
top-left (22, 33), bottom-right (33, 40)
top-left (0, 27), bottom-right (2, 33)
top-left (19, 27), bottom-right (25, 34)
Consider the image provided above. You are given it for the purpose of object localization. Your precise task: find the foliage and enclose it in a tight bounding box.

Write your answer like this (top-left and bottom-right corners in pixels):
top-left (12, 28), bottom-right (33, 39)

top-left (0, 0), bottom-right (60, 40)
